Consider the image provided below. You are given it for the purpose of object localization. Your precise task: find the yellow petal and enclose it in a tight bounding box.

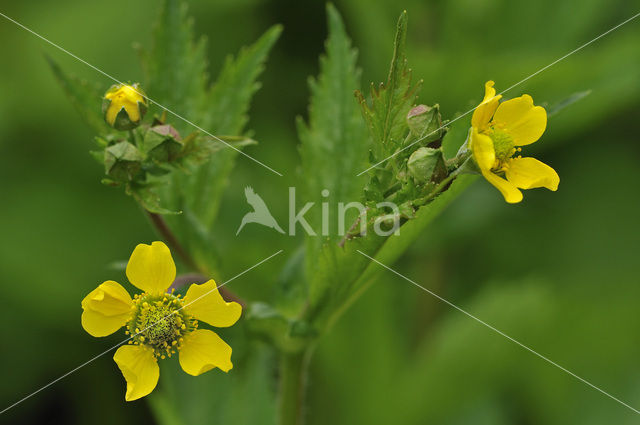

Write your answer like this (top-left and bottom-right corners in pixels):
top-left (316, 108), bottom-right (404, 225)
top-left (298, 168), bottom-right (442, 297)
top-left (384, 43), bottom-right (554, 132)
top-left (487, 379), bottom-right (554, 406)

top-left (81, 281), bottom-right (133, 337)
top-left (183, 280), bottom-right (242, 328)
top-left (471, 81), bottom-right (502, 130)
top-left (482, 81), bottom-right (497, 103)
top-left (126, 241), bottom-right (176, 294)
top-left (105, 105), bottom-right (122, 126)
top-left (492, 95), bottom-right (546, 146)
top-left (469, 128), bottom-right (495, 172)
top-left (113, 345), bottom-right (160, 401)
top-left (179, 329), bottom-right (233, 376)
top-left (482, 170), bottom-right (523, 203)
top-left (105, 85), bottom-right (146, 125)
top-left (123, 100), bottom-right (141, 122)
top-left (505, 157), bottom-right (559, 191)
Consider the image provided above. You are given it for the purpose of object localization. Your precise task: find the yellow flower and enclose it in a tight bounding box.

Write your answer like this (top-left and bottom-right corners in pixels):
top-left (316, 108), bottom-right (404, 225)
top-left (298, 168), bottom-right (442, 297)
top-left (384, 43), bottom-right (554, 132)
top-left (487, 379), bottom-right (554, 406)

top-left (469, 81), bottom-right (559, 203)
top-left (81, 241), bottom-right (241, 401)
top-left (103, 83), bottom-right (148, 130)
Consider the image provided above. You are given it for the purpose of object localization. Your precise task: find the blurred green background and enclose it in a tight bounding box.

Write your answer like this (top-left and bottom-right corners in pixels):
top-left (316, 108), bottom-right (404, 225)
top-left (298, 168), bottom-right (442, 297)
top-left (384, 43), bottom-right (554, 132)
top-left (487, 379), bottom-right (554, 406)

top-left (1, 0), bottom-right (640, 423)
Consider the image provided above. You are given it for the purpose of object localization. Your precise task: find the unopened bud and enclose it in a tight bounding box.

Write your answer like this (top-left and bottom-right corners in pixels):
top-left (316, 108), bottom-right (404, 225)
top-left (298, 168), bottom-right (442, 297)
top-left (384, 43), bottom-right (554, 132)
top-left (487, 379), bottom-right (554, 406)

top-left (103, 83), bottom-right (148, 130)
top-left (104, 141), bottom-right (143, 182)
top-left (407, 147), bottom-right (446, 184)
top-left (406, 104), bottom-right (445, 143)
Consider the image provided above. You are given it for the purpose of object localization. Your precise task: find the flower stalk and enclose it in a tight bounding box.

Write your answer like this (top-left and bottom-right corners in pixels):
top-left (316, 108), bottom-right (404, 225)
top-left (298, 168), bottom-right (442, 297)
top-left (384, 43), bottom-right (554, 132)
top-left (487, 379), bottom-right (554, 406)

top-left (277, 349), bottom-right (313, 425)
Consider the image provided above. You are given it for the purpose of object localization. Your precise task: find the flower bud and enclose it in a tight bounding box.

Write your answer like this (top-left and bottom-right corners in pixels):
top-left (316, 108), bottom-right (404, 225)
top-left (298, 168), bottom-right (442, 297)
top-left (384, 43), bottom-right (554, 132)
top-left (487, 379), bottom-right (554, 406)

top-left (104, 141), bottom-right (143, 182)
top-left (141, 125), bottom-right (184, 163)
top-left (407, 147), bottom-right (446, 184)
top-left (103, 83), bottom-right (148, 130)
top-left (406, 104), bottom-right (445, 143)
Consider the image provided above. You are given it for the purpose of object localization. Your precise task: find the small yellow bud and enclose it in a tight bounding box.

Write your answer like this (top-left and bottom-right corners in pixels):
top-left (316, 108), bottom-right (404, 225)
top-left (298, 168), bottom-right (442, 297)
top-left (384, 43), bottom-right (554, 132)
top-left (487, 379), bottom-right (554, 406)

top-left (103, 83), bottom-right (148, 130)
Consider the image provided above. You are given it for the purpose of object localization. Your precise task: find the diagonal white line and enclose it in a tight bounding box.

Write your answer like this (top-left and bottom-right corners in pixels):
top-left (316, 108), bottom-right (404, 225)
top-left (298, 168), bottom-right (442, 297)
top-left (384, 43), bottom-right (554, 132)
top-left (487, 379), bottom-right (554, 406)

top-left (357, 250), bottom-right (640, 415)
top-left (0, 11), bottom-right (283, 177)
top-left (357, 11), bottom-right (640, 177)
top-left (0, 249), bottom-right (283, 415)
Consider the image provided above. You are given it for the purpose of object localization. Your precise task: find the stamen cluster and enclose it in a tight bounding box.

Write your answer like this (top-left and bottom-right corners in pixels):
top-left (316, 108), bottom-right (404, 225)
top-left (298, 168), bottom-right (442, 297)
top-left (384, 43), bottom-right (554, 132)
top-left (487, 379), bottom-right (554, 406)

top-left (487, 129), bottom-right (516, 162)
top-left (126, 292), bottom-right (197, 358)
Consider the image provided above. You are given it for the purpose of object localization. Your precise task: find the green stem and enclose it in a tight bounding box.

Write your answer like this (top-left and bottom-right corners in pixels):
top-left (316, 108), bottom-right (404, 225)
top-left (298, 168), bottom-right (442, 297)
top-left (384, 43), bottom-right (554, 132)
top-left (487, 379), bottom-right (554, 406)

top-left (414, 157), bottom-right (474, 207)
top-left (278, 350), bottom-right (312, 425)
top-left (418, 171), bottom-right (458, 204)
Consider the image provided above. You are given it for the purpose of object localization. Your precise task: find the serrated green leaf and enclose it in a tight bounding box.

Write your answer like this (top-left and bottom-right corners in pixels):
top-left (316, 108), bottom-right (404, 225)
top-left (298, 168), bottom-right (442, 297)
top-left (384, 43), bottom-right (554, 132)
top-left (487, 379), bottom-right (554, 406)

top-left (205, 25), bottom-right (283, 134)
top-left (355, 11), bottom-right (422, 161)
top-left (46, 56), bottom-right (111, 134)
top-left (176, 25), bottom-right (282, 229)
top-left (298, 4), bottom-right (369, 303)
top-left (138, 0), bottom-right (280, 269)
top-left (143, 0), bottom-right (208, 134)
top-left (159, 25), bottom-right (281, 267)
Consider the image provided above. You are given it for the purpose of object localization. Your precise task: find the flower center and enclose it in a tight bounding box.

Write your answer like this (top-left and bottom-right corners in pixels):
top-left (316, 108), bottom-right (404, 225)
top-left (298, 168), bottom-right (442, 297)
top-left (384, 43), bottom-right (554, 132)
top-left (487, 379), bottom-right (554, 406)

top-left (488, 128), bottom-right (515, 163)
top-left (127, 292), bottom-right (197, 358)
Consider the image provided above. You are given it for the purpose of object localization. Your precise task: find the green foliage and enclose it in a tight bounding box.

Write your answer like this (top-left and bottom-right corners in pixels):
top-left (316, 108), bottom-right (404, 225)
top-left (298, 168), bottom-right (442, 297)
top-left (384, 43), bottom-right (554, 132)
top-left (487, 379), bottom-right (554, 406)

top-left (354, 11), bottom-right (452, 220)
top-left (49, 0), bottom-right (280, 270)
top-left (47, 55), bottom-right (112, 134)
top-left (297, 3), bottom-right (370, 301)
top-left (138, 0), bottom-right (281, 272)
top-left (246, 8), bottom-right (476, 363)
top-left (295, 8), bottom-right (477, 337)
top-left (305, 174), bottom-right (475, 331)
top-left (356, 11), bottom-right (422, 162)
top-left (8, 0), bottom-right (640, 424)
top-left (141, 0), bottom-right (208, 131)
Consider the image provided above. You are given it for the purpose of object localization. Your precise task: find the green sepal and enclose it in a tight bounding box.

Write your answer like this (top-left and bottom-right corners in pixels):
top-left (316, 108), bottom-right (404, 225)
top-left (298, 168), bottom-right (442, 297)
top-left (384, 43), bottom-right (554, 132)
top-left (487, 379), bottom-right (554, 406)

top-left (94, 133), bottom-right (123, 148)
top-left (100, 178), bottom-right (120, 187)
top-left (104, 141), bottom-right (143, 182)
top-left (407, 147), bottom-right (447, 184)
top-left (405, 104), bottom-right (446, 147)
top-left (142, 163), bottom-right (172, 176)
top-left (141, 125), bottom-right (185, 163)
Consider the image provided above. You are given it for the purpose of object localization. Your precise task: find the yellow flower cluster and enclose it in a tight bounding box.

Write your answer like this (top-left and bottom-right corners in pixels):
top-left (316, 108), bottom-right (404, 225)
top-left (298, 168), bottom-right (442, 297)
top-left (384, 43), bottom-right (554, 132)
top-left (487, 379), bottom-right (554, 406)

top-left (469, 81), bottom-right (559, 203)
top-left (81, 241), bottom-right (241, 401)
